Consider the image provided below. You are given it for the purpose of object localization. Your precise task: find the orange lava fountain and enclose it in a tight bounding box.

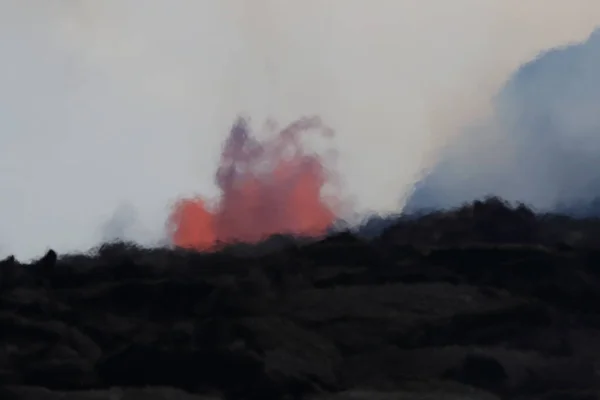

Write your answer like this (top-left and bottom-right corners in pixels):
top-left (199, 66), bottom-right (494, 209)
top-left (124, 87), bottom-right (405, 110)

top-left (168, 116), bottom-right (339, 251)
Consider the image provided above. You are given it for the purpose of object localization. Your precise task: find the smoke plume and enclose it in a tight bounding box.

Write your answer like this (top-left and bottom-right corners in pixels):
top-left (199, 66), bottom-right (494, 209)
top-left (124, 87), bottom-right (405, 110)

top-left (1, 2), bottom-right (600, 258)
top-left (406, 28), bottom-right (600, 214)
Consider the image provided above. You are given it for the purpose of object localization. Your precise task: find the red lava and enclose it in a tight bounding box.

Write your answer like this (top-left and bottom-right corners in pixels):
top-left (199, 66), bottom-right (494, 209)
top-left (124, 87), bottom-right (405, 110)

top-left (168, 116), bottom-right (338, 251)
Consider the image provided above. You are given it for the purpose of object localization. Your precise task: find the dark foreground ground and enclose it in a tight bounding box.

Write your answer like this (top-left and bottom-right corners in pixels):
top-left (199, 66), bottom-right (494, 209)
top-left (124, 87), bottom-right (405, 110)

top-left (3, 198), bottom-right (600, 399)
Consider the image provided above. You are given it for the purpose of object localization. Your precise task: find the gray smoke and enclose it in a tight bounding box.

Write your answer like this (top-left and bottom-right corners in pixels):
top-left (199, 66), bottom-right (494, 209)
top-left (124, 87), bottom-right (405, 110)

top-left (99, 203), bottom-right (139, 243)
top-left (406, 28), bottom-right (600, 214)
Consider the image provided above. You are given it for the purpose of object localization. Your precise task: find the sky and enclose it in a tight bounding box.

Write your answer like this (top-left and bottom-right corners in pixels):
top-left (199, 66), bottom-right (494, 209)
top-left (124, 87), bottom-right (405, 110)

top-left (1, 1), bottom-right (600, 260)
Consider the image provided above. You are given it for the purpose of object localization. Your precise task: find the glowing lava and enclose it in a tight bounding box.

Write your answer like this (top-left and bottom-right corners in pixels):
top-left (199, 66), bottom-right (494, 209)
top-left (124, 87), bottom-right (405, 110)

top-left (168, 116), bottom-right (338, 251)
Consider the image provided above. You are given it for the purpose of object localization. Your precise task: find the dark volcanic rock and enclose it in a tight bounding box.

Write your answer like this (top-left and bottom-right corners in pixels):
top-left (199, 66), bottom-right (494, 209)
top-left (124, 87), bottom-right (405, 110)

top-left (3, 200), bottom-right (600, 399)
top-left (446, 353), bottom-right (508, 392)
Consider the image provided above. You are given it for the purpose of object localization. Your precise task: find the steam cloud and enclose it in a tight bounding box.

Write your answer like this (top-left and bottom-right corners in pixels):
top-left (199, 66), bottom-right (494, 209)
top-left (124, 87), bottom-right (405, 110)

top-left (406, 28), bottom-right (600, 215)
top-left (1, 2), bottom-right (600, 259)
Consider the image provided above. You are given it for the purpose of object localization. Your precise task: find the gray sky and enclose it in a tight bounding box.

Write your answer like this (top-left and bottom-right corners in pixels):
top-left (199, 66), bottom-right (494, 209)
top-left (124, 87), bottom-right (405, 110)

top-left (1, 1), bottom-right (600, 259)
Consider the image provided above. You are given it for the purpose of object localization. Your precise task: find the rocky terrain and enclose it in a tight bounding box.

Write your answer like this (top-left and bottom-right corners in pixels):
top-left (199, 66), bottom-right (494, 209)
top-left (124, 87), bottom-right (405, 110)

top-left (2, 197), bottom-right (600, 399)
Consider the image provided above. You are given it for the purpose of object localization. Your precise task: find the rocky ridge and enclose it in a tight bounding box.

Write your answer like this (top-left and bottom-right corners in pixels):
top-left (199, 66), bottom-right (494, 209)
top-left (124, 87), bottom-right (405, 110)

top-left (2, 198), bottom-right (600, 399)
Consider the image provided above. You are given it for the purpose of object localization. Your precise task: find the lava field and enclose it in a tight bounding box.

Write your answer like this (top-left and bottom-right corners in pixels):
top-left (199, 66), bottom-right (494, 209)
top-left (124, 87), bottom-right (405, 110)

top-left (2, 198), bottom-right (600, 399)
